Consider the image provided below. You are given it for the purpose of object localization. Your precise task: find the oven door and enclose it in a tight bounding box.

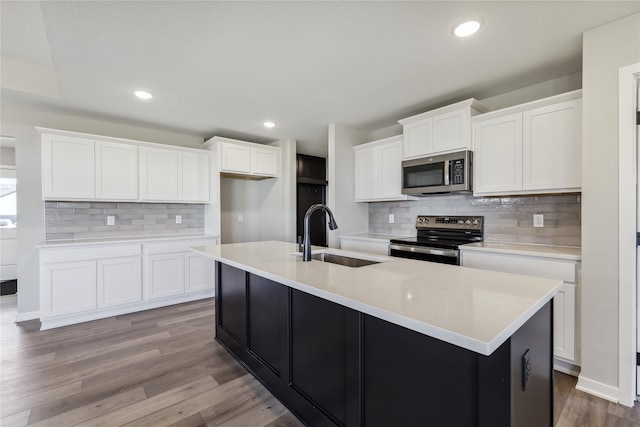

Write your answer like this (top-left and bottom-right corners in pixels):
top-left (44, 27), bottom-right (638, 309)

top-left (389, 244), bottom-right (460, 265)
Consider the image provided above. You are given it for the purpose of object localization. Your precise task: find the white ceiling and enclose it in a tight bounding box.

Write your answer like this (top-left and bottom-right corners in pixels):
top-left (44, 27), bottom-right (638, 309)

top-left (1, 1), bottom-right (639, 152)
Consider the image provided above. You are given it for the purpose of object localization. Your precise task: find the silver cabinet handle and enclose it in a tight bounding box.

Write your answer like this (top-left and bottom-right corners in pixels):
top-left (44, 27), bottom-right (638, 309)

top-left (444, 160), bottom-right (450, 186)
top-left (389, 244), bottom-right (458, 258)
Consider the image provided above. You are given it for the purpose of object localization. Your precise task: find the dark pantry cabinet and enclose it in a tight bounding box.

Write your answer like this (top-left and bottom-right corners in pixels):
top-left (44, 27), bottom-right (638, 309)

top-left (215, 261), bottom-right (553, 427)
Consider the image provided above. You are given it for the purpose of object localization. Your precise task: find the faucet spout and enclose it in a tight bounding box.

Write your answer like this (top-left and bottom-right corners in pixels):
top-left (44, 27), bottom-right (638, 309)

top-left (302, 204), bottom-right (338, 261)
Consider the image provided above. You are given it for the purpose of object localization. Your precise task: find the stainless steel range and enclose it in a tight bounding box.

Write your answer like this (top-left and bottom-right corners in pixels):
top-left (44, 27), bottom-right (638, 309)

top-left (389, 215), bottom-right (484, 265)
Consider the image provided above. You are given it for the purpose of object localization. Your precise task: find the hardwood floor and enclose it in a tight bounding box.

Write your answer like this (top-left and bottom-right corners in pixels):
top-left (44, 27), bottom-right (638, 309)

top-left (1, 294), bottom-right (639, 426)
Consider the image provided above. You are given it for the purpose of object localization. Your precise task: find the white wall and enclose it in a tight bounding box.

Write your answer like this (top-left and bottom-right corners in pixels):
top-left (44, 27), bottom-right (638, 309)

top-left (327, 123), bottom-right (369, 248)
top-left (1, 104), bottom-right (204, 320)
top-left (579, 12), bottom-right (640, 402)
top-left (219, 139), bottom-right (296, 244)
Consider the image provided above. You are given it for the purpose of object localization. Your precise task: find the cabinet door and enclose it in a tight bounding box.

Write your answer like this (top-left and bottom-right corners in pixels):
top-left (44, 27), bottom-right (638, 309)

top-left (178, 152), bottom-right (210, 202)
top-left (41, 261), bottom-right (97, 316)
top-left (354, 146), bottom-right (378, 201)
top-left (252, 147), bottom-right (279, 176)
top-left (97, 256), bottom-right (142, 307)
top-left (402, 119), bottom-right (432, 159)
top-left (42, 134), bottom-right (95, 199)
top-left (553, 283), bottom-right (576, 361)
top-left (139, 147), bottom-right (178, 201)
top-left (145, 253), bottom-right (184, 299)
top-left (290, 289), bottom-right (360, 427)
top-left (247, 274), bottom-right (288, 379)
top-left (378, 140), bottom-right (403, 198)
top-left (523, 99), bottom-right (582, 191)
top-left (473, 113), bottom-right (523, 195)
top-left (432, 108), bottom-right (469, 154)
top-left (217, 262), bottom-right (247, 344)
top-left (221, 142), bottom-right (251, 174)
top-left (95, 141), bottom-right (138, 200)
top-left (184, 252), bottom-right (214, 292)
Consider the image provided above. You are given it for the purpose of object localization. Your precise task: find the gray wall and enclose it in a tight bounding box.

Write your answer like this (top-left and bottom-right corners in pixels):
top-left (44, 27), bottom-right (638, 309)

top-left (45, 202), bottom-right (204, 241)
top-left (580, 12), bottom-right (640, 401)
top-left (0, 147), bottom-right (16, 166)
top-left (369, 194), bottom-right (581, 246)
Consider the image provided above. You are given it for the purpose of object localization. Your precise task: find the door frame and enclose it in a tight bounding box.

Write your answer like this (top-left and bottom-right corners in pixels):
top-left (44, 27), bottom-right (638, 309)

top-left (618, 62), bottom-right (640, 407)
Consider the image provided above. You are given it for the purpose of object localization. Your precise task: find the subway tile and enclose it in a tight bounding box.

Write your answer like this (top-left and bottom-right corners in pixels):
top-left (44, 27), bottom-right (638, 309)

top-left (91, 202), bottom-right (117, 208)
top-left (74, 208), bottom-right (104, 214)
top-left (143, 213), bottom-right (169, 220)
top-left (143, 204), bottom-right (169, 210)
top-left (57, 202), bottom-right (91, 208)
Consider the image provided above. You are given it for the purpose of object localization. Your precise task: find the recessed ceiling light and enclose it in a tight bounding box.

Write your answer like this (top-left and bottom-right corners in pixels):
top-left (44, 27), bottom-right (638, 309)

top-left (264, 121), bottom-right (276, 128)
top-left (134, 90), bottom-right (154, 100)
top-left (453, 19), bottom-right (482, 38)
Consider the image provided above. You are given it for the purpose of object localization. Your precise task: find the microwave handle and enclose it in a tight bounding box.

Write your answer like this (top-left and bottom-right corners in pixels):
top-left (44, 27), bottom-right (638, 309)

top-left (444, 160), bottom-right (450, 186)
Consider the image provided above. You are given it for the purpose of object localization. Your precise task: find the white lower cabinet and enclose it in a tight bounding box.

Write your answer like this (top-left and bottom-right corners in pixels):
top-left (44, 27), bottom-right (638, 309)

top-left (39, 236), bottom-right (217, 329)
top-left (460, 247), bottom-right (580, 370)
top-left (185, 252), bottom-right (215, 292)
top-left (97, 256), bottom-right (142, 308)
top-left (143, 238), bottom-right (216, 300)
top-left (41, 260), bottom-right (97, 317)
top-left (145, 253), bottom-right (185, 299)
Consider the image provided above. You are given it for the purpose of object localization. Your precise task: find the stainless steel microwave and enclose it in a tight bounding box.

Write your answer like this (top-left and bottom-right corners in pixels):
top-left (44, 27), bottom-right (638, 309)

top-left (402, 150), bottom-right (472, 195)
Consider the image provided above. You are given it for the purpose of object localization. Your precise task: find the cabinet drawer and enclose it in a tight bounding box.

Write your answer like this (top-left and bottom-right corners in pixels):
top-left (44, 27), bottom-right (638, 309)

top-left (40, 244), bottom-right (141, 264)
top-left (461, 251), bottom-right (576, 283)
top-left (143, 238), bottom-right (217, 255)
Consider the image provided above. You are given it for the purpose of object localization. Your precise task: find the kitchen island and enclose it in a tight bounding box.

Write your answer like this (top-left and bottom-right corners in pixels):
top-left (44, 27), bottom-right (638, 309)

top-left (192, 241), bottom-right (563, 427)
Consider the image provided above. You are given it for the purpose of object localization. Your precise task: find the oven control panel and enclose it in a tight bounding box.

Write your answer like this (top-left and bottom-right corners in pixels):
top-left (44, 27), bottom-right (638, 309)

top-left (415, 215), bottom-right (483, 230)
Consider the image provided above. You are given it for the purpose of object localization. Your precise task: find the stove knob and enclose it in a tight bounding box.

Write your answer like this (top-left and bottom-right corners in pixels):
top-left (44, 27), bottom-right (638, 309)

top-left (473, 219), bottom-right (479, 225)
top-left (465, 220), bottom-right (471, 225)
top-left (458, 220), bottom-right (463, 224)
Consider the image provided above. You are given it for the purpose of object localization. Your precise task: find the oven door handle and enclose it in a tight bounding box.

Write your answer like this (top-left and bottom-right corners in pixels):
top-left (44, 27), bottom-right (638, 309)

top-left (389, 244), bottom-right (458, 258)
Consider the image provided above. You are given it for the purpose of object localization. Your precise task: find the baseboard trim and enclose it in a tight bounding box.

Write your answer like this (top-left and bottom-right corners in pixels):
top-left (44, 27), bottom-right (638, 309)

top-left (40, 290), bottom-right (214, 330)
top-left (15, 310), bottom-right (40, 322)
top-left (576, 375), bottom-right (620, 403)
top-left (554, 358), bottom-right (580, 377)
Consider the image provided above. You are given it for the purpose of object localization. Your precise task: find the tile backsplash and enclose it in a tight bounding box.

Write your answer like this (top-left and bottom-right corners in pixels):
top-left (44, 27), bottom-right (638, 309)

top-left (369, 194), bottom-right (581, 246)
top-left (45, 201), bottom-right (205, 241)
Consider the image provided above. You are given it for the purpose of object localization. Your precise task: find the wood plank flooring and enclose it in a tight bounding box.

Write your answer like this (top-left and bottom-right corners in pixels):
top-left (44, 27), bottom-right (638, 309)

top-left (1, 294), bottom-right (639, 426)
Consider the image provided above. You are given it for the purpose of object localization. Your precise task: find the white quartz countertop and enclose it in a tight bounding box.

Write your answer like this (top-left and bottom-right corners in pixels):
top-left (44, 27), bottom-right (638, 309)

top-left (37, 233), bottom-right (219, 248)
top-left (460, 242), bottom-right (581, 261)
top-left (192, 241), bottom-right (563, 356)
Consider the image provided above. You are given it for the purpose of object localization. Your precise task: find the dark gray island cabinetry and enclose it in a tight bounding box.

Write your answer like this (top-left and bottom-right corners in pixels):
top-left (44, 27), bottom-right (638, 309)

top-left (214, 260), bottom-right (553, 427)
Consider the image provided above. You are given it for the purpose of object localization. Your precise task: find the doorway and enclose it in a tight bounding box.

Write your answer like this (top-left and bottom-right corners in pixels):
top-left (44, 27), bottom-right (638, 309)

top-left (0, 141), bottom-right (17, 295)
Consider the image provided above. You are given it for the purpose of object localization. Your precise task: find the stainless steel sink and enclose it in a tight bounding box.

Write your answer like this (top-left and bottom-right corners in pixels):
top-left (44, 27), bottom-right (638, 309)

top-left (311, 252), bottom-right (381, 267)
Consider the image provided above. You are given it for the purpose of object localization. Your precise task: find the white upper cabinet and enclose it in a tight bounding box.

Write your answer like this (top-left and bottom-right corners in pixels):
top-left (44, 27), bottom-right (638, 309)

top-left (42, 134), bottom-right (95, 200)
top-left (139, 146), bottom-right (179, 201)
top-left (472, 91), bottom-right (582, 196)
top-left (178, 151), bottom-right (210, 202)
top-left (95, 141), bottom-right (138, 200)
top-left (354, 135), bottom-right (416, 202)
top-left (215, 137), bottom-right (280, 178)
top-left (473, 113), bottom-right (524, 194)
top-left (252, 147), bottom-right (279, 176)
top-left (523, 99), bottom-right (582, 191)
top-left (399, 99), bottom-right (488, 160)
top-left (220, 142), bottom-right (252, 174)
top-left (39, 128), bottom-right (210, 203)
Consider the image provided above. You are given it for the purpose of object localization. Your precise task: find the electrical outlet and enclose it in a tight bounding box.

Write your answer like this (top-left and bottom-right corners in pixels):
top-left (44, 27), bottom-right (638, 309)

top-left (533, 214), bottom-right (544, 228)
top-left (107, 216), bottom-right (115, 226)
top-left (176, 215), bottom-right (182, 224)
top-left (238, 214), bottom-right (244, 222)
top-left (389, 214), bottom-right (395, 224)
